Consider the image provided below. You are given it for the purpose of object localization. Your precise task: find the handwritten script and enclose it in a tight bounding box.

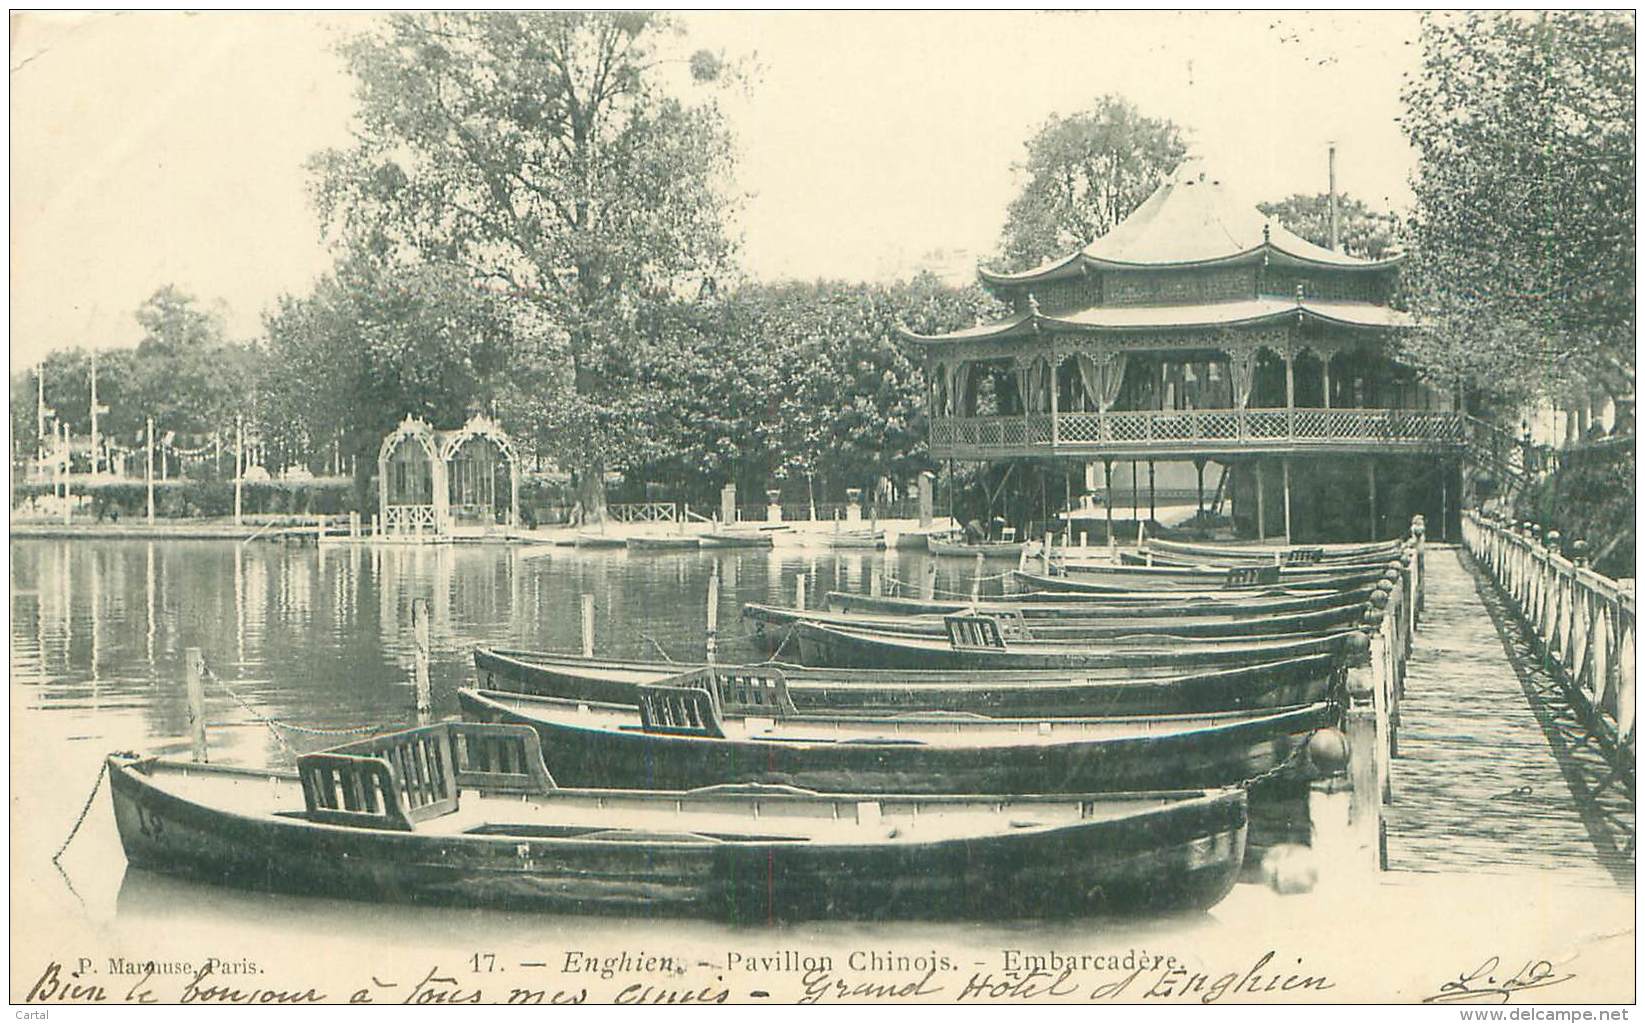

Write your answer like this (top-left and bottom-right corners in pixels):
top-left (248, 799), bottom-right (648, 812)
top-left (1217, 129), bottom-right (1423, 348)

top-left (1422, 957), bottom-right (1577, 1004)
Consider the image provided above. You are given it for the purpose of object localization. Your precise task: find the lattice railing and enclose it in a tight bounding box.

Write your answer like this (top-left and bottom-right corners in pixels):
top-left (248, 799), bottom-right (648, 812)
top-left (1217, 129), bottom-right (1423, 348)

top-left (610, 502), bottom-right (679, 523)
top-left (929, 408), bottom-right (1468, 453)
top-left (385, 504), bottom-right (437, 532)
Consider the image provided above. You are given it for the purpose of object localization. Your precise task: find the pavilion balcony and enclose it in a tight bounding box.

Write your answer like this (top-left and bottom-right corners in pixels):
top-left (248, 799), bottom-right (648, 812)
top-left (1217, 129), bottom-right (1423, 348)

top-left (928, 407), bottom-right (1467, 460)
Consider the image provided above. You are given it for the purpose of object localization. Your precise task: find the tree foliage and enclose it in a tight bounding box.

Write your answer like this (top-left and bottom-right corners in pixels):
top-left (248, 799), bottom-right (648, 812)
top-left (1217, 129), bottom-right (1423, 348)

top-left (1257, 193), bottom-right (1398, 260)
top-left (310, 12), bottom-right (738, 517)
top-left (1398, 10), bottom-right (1635, 406)
top-left (995, 96), bottom-right (1187, 272)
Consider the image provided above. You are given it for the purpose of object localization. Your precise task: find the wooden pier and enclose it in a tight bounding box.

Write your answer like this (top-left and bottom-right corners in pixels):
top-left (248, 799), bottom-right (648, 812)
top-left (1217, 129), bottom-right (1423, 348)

top-left (1383, 546), bottom-right (1634, 886)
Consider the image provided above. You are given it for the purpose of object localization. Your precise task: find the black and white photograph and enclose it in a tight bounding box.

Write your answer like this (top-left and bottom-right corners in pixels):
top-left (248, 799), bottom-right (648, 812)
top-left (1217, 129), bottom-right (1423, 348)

top-left (8, 10), bottom-right (1636, 1007)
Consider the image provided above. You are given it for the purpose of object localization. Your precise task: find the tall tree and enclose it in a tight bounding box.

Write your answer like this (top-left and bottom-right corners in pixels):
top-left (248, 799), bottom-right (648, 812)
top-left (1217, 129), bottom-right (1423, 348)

top-left (1398, 11), bottom-right (1634, 408)
top-left (996, 96), bottom-right (1187, 272)
top-left (1257, 193), bottom-right (1398, 260)
top-left (311, 12), bottom-right (737, 520)
top-left (129, 285), bottom-right (255, 441)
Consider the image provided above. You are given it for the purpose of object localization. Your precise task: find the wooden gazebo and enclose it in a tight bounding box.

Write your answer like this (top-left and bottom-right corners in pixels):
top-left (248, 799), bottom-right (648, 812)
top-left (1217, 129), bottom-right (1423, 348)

top-left (376, 414), bottom-right (519, 537)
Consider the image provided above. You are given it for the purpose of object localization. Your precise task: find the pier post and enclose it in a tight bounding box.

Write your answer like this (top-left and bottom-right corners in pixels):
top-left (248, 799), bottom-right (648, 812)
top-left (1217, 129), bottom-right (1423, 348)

top-left (971, 552), bottom-right (984, 601)
top-left (185, 647), bottom-right (208, 763)
top-left (1042, 531), bottom-right (1052, 575)
top-left (234, 415), bottom-right (244, 527)
top-left (1366, 459), bottom-right (1377, 539)
top-left (1411, 514), bottom-right (1426, 614)
top-left (917, 471), bottom-right (934, 528)
top-left (1148, 461), bottom-right (1156, 523)
top-left (923, 558), bottom-right (937, 600)
top-left (795, 574), bottom-right (806, 611)
top-left (720, 483), bottom-right (736, 525)
top-left (1103, 460), bottom-right (1113, 543)
top-left (145, 417), bottom-right (155, 525)
top-left (411, 598), bottom-right (432, 720)
top-left (581, 593), bottom-right (595, 658)
top-left (371, 513), bottom-right (380, 537)
top-left (870, 563), bottom-right (882, 597)
top-left (704, 574), bottom-right (718, 663)
top-left (350, 511), bottom-right (361, 539)
top-left (766, 489), bottom-right (782, 525)
top-left (1342, 632), bottom-right (1384, 873)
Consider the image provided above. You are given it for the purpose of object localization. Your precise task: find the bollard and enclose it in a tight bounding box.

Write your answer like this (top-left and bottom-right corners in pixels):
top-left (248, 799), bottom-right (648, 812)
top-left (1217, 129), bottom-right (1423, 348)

top-left (580, 594), bottom-right (596, 658)
top-left (1572, 539), bottom-right (1589, 567)
top-left (971, 552), bottom-right (984, 602)
top-left (411, 598), bottom-right (432, 720)
top-left (185, 647), bottom-right (208, 763)
top-left (705, 573), bottom-right (719, 663)
top-left (795, 574), bottom-right (806, 611)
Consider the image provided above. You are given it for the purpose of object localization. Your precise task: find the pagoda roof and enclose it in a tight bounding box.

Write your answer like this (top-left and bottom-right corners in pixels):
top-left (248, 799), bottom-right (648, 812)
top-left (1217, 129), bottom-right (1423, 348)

top-left (898, 296), bottom-right (1414, 344)
top-left (979, 159), bottom-right (1401, 288)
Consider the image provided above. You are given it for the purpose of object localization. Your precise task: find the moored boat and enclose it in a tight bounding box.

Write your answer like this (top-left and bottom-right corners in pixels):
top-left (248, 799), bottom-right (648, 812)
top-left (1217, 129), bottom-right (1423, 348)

top-left (741, 600), bottom-right (1367, 649)
top-left (1014, 563), bottom-right (1396, 594)
top-left (472, 646), bottom-right (1344, 715)
top-left (825, 528), bottom-right (886, 550)
top-left (625, 534), bottom-right (700, 551)
top-left (697, 528), bottom-right (775, 549)
top-left (107, 721), bottom-right (1247, 919)
top-left (791, 618), bottom-right (1358, 671)
top-left (1143, 537), bottom-right (1407, 566)
top-left (573, 532), bottom-right (627, 549)
top-left (458, 680), bottom-right (1335, 794)
top-left (825, 586), bottom-right (1377, 618)
top-left (925, 532), bottom-right (1025, 559)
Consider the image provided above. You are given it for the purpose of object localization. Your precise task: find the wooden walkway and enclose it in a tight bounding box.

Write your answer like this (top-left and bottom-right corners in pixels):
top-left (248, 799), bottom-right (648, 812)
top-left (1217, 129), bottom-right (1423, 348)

top-left (1384, 547), bottom-right (1634, 885)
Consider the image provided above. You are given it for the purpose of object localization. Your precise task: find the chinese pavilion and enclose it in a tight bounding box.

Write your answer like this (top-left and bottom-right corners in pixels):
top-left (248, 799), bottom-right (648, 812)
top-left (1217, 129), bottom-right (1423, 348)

top-left (901, 159), bottom-right (1467, 543)
top-left (377, 413), bottom-right (520, 538)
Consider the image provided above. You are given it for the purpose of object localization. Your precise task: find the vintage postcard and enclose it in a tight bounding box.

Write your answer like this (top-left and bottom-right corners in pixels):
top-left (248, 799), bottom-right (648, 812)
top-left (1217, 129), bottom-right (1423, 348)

top-left (9, 10), bottom-right (1635, 1009)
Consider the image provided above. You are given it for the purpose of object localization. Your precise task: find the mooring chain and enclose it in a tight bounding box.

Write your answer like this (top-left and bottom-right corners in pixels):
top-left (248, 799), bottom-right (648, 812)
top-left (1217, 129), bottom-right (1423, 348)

top-left (1240, 737), bottom-right (1313, 791)
top-left (199, 661), bottom-right (378, 748)
top-left (52, 760), bottom-right (109, 865)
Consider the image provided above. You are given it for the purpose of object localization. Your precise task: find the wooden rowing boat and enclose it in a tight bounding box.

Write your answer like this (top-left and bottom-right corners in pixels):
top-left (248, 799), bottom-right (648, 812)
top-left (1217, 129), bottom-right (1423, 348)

top-left (825, 586), bottom-right (1377, 618)
top-left (791, 619), bottom-right (1357, 671)
top-left (472, 646), bottom-right (1344, 716)
top-left (925, 532), bottom-right (1025, 559)
top-left (1014, 564), bottom-right (1396, 594)
top-left (625, 535), bottom-right (700, 551)
top-left (741, 600), bottom-right (1366, 649)
top-left (573, 532), bottom-right (627, 549)
top-left (1145, 538), bottom-right (1406, 565)
top-left (107, 721), bottom-right (1247, 919)
top-left (458, 680), bottom-right (1335, 793)
top-left (825, 528), bottom-right (886, 550)
top-left (697, 529), bottom-right (775, 549)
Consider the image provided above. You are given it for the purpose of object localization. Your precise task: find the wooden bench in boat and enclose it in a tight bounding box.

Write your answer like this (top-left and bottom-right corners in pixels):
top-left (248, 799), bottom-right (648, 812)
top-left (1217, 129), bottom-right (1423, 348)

top-left (635, 665), bottom-right (802, 738)
top-left (297, 722), bottom-right (557, 832)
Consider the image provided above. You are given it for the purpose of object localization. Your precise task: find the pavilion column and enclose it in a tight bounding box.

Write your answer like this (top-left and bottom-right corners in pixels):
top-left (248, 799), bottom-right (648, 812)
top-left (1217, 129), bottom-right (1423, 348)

top-left (1366, 459), bottom-right (1378, 539)
top-left (1148, 460), bottom-right (1156, 523)
top-left (1322, 356), bottom-right (1332, 409)
top-left (1049, 354), bottom-right (1060, 447)
top-left (1255, 460), bottom-right (1267, 541)
top-left (1103, 460), bottom-right (1113, 540)
top-left (1284, 349), bottom-right (1296, 437)
top-left (1282, 458), bottom-right (1293, 545)
top-left (1194, 458), bottom-right (1206, 517)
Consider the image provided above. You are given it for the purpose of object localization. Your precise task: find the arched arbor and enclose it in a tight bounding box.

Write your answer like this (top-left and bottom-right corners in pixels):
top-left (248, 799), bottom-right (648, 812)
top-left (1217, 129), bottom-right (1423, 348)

top-left (376, 414), bottom-right (520, 537)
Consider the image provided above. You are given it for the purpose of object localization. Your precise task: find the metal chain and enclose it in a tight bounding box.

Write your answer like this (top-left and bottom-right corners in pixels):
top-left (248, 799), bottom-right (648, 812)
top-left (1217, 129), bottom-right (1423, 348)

top-left (200, 662), bottom-right (378, 747)
top-left (52, 761), bottom-right (108, 864)
top-left (639, 633), bottom-right (679, 664)
top-left (1240, 734), bottom-right (1314, 790)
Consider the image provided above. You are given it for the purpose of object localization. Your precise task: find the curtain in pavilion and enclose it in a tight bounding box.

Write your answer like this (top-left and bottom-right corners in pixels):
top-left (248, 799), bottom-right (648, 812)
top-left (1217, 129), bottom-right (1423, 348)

top-left (950, 363), bottom-right (973, 416)
top-left (1025, 358), bottom-right (1050, 413)
top-left (1228, 348), bottom-right (1257, 410)
top-left (1074, 352), bottom-right (1128, 412)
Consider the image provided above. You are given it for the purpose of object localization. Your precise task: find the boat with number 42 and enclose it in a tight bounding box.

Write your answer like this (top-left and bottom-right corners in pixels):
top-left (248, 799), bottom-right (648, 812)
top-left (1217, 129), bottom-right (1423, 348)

top-left (106, 721), bottom-right (1247, 920)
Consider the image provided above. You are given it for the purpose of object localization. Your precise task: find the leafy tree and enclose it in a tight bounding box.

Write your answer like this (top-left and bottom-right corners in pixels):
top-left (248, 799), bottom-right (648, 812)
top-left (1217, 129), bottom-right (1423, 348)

top-left (1398, 11), bottom-right (1634, 408)
top-left (311, 12), bottom-right (737, 521)
top-left (1257, 193), bottom-right (1398, 260)
top-left (259, 259), bottom-right (518, 505)
top-left (995, 95), bottom-right (1187, 272)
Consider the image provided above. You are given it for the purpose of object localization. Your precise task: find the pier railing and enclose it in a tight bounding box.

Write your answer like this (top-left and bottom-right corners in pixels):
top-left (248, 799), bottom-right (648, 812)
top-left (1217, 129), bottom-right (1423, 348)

top-left (609, 501), bottom-right (679, 524)
top-left (1462, 510), bottom-right (1635, 784)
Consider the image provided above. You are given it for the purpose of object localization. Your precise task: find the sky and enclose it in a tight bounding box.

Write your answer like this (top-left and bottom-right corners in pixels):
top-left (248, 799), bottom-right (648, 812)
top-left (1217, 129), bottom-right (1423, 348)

top-left (9, 11), bottom-right (1426, 369)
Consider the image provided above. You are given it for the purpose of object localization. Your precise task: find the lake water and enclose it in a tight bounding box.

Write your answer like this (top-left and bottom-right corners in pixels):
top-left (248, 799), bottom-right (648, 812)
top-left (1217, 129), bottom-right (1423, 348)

top-left (17, 537), bottom-right (1624, 1005)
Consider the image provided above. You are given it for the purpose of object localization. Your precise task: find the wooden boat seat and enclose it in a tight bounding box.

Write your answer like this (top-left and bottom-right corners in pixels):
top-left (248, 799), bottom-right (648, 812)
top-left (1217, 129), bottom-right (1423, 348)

top-left (635, 665), bottom-right (802, 738)
top-left (1284, 548), bottom-right (1325, 565)
top-left (1224, 565), bottom-right (1281, 587)
top-left (943, 613), bottom-right (1009, 650)
top-left (297, 722), bottom-right (556, 831)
